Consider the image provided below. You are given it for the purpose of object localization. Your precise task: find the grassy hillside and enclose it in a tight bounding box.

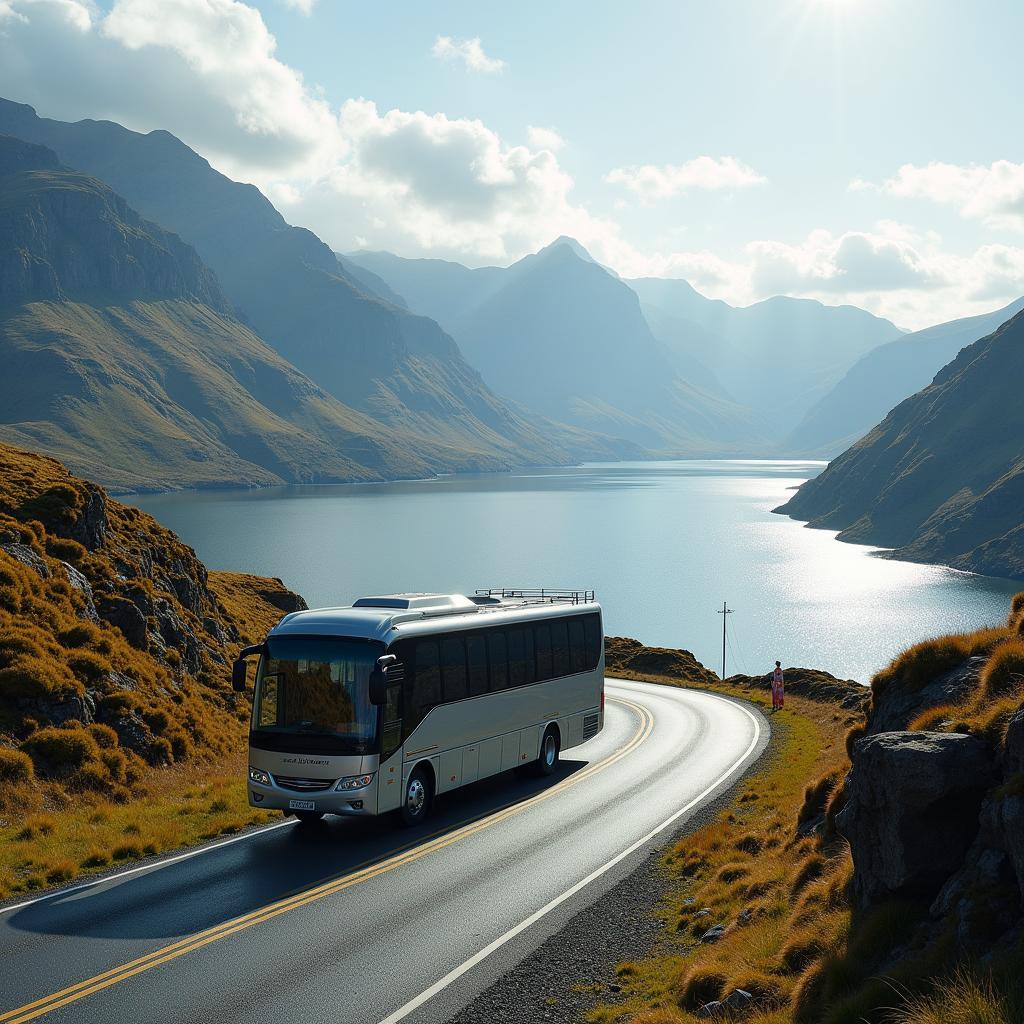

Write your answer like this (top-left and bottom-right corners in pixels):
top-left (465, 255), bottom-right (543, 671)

top-left (0, 443), bottom-right (302, 898)
top-left (778, 308), bottom-right (1024, 580)
top-left (0, 99), bottom-right (614, 469)
top-left (0, 133), bottom-right (535, 490)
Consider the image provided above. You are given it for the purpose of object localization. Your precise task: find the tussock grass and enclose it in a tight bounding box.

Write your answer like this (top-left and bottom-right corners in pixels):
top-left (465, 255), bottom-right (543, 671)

top-left (0, 442), bottom-right (298, 899)
top-left (886, 968), bottom-right (1024, 1024)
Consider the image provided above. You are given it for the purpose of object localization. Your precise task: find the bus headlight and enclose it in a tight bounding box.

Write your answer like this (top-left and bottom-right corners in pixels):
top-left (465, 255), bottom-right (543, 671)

top-left (335, 773), bottom-right (374, 792)
top-left (248, 766), bottom-right (272, 786)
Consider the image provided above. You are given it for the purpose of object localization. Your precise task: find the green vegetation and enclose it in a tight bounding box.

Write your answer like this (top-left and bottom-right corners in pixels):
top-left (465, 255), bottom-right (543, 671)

top-left (0, 442), bottom-right (294, 899)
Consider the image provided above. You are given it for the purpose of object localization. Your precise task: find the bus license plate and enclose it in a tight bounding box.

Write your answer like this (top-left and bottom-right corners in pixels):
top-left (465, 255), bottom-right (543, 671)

top-left (288, 799), bottom-right (316, 811)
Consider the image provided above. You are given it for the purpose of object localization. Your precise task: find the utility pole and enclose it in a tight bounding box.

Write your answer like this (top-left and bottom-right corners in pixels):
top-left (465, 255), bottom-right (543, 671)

top-left (717, 601), bottom-right (733, 680)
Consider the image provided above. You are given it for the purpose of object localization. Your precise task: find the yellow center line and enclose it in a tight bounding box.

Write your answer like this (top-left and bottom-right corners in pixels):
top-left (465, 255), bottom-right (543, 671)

top-left (1, 697), bottom-right (653, 1024)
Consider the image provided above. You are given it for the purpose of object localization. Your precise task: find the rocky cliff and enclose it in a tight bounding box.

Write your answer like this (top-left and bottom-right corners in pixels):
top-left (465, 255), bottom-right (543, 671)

top-left (827, 604), bottom-right (1024, 991)
top-left (777, 309), bottom-right (1024, 580)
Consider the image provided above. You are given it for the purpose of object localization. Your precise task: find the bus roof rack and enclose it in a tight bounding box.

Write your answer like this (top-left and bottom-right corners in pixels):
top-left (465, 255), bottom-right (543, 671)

top-left (475, 588), bottom-right (596, 606)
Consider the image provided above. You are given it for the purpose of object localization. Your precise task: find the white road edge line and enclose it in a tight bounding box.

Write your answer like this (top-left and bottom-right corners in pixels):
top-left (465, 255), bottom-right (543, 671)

top-left (0, 820), bottom-right (297, 917)
top-left (376, 687), bottom-right (764, 1024)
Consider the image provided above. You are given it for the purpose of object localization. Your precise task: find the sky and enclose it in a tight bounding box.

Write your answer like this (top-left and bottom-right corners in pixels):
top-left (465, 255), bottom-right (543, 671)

top-left (2, 0), bottom-right (1024, 329)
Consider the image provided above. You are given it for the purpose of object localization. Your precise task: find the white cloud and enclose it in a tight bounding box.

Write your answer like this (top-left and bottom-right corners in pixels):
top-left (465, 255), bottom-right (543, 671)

top-left (853, 160), bottom-right (1024, 230)
top-left (281, 0), bottom-right (315, 12)
top-left (526, 125), bottom-right (564, 152)
top-left (605, 156), bottom-right (766, 202)
top-left (431, 35), bottom-right (505, 74)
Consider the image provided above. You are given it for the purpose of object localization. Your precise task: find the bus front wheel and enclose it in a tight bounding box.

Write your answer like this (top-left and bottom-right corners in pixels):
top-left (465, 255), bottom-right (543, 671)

top-left (533, 727), bottom-right (560, 777)
top-left (400, 766), bottom-right (433, 827)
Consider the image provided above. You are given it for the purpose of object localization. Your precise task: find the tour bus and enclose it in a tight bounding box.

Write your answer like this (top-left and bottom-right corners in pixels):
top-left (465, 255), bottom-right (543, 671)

top-left (232, 589), bottom-right (604, 826)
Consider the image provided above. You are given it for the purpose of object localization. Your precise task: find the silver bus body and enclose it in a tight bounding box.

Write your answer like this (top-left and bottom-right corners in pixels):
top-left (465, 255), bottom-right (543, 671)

top-left (241, 591), bottom-right (605, 821)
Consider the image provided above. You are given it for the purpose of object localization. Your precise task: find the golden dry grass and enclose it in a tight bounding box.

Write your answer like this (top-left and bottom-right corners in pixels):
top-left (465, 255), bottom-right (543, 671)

top-left (0, 442), bottom-right (296, 899)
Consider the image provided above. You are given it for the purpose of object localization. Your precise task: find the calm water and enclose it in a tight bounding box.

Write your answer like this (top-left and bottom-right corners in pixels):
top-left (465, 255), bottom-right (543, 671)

top-left (128, 461), bottom-right (1021, 684)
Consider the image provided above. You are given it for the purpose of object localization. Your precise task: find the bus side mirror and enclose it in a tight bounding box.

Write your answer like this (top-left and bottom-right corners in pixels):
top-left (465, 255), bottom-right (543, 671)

top-left (369, 654), bottom-right (398, 705)
top-left (232, 644), bottom-right (264, 693)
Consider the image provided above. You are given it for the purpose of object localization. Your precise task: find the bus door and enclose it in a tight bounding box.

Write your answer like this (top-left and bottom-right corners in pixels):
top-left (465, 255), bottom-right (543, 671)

top-left (377, 669), bottom-right (404, 813)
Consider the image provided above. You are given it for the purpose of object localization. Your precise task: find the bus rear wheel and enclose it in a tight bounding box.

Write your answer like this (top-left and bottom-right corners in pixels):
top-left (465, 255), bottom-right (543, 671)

top-left (292, 810), bottom-right (323, 825)
top-left (400, 766), bottom-right (433, 827)
top-left (532, 727), bottom-right (560, 777)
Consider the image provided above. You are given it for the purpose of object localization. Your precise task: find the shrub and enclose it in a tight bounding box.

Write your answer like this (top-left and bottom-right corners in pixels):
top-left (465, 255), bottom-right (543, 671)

top-left (790, 854), bottom-right (826, 896)
top-left (66, 650), bottom-right (111, 683)
top-left (87, 723), bottom-right (119, 749)
top-left (780, 931), bottom-right (826, 973)
top-left (798, 771), bottom-right (841, 827)
top-left (981, 640), bottom-right (1024, 698)
top-left (1010, 592), bottom-right (1024, 628)
top-left (676, 966), bottom-right (727, 1010)
top-left (45, 861), bottom-right (76, 884)
top-left (21, 726), bottom-right (99, 776)
top-left (100, 749), bottom-right (128, 784)
top-left (45, 537), bottom-right (87, 563)
top-left (58, 623), bottom-right (104, 649)
top-left (73, 762), bottom-right (111, 791)
top-left (99, 691), bottom-right (140, 715)
top-left (111, 841), bottom-right (143, 861)
top-left (0, 656), bottom-right (79, 699)
top-left (0, 746), bottom-right (34, 783)
top-left (845, 723), bottom-right (867, 758)
top-left (81, 849), bottom-right (110, 868)
top-left (144, 709), bottom-right (171, 735)
top-left (728, 971), bottom-right (784, 1008)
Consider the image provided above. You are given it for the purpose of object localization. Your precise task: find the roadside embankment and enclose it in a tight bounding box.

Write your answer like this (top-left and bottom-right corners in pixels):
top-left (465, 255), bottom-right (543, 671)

top-left (0, 443), bottom-right (304, 901)
top-left (590, 612), bottom-right (1024, 1024)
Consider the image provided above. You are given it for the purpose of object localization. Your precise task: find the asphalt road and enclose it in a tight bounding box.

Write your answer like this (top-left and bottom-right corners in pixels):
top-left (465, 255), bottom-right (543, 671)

top-left (0, 679), bottom-right (767, 1024)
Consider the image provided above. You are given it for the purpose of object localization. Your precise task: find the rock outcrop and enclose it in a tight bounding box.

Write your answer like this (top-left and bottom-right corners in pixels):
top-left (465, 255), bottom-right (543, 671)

top-left (837, 731), bottom-right (996, 906)
top-left (604, 636), bottom-right (719, 686)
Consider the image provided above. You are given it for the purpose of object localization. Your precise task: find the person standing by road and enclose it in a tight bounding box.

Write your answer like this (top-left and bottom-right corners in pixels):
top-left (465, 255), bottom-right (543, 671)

top-left (771, 661), bottom-right (784, 711)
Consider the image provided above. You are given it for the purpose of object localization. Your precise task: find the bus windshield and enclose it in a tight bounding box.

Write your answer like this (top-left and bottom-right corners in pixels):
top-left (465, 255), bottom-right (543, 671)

top-left (250, 637), bottom-right (381, 755)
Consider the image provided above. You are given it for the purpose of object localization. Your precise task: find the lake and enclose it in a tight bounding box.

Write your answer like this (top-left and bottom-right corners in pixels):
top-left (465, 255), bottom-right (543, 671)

top-left (128, 461), bottom-right (1021, 684)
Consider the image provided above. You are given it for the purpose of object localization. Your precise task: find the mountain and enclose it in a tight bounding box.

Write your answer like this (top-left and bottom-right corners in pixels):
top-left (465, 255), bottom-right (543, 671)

top-left (0, 98), bottom-right (614, 469)
top-left (350, 240), bottom-right (760, 452)
top-left (0, 134), bottom-right (487, 491)
top-left (627, 277), bottom-right (904, 435)
top-left (776, 309), bottom-right (1024, 579)
top-left (785, 296), bottom-right (1024, 456)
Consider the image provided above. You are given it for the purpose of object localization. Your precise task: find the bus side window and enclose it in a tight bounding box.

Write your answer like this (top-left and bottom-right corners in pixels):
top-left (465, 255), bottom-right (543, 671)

top-left (441, 635), bottom-right (468, 702)
top-left (535, 623), bottom-right (553, 681)
top-left (508, 628), bottom-right (531, 687)
top-left (568, 617), bottom-right (587, 674)
top-left (466, 634), bottom-right (489, 697)
top-left (583, 614), bottom-right (602, 669)
top-left (551, 618), bottom-right (571, 678)
top-left (412, 640), bottom-right (441, 728)
top-left (381, 681), bottom-right (402, 760)
top-left (488, 630), bottom-right (508, 691)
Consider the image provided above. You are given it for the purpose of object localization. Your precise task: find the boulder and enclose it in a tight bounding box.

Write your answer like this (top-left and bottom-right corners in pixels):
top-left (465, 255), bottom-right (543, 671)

top-left (837, 731), bottom-right (996, 906)
top-left (97, 595), bottom-right (147, 649)
top-left (868, 657), bottom-right (984, 735)
top-left (723, 988), bottom-right (754, 1013)
top-left (697, 1002), bottom-right (725, 1019)
top-left (700, 923), bottom-right (727, 943)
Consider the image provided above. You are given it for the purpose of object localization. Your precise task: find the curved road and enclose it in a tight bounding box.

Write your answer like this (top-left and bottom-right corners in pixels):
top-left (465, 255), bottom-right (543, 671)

top-left (0, 680), bottom-right (767, 1024)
